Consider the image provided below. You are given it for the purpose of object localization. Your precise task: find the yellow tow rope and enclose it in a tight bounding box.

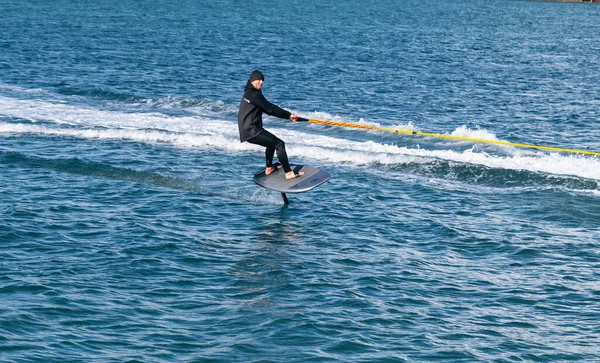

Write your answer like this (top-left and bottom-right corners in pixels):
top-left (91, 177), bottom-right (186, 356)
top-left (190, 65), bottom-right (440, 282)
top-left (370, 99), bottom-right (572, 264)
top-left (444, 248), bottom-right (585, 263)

top-left (305, 119), bottom-right (600, 157)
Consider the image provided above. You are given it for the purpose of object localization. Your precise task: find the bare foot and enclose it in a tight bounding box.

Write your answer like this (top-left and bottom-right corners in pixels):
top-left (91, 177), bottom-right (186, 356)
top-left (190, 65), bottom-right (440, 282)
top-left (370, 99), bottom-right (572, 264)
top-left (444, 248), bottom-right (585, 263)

top-left (265, 165), bottom-right (282, 175)
top-left (285, 171), bottom-right (304, 180)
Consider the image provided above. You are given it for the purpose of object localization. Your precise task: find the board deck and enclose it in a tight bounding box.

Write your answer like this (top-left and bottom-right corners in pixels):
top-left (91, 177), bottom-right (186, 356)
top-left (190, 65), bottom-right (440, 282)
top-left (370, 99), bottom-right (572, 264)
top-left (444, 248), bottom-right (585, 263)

top-left (253, 163), bottom-right (331, 194)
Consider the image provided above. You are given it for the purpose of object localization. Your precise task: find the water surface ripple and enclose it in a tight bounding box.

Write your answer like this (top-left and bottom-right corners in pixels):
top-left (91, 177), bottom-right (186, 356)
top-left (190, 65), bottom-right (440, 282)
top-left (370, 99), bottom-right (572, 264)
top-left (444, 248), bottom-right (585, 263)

top-left (1, 0), bottom-right (600, 361)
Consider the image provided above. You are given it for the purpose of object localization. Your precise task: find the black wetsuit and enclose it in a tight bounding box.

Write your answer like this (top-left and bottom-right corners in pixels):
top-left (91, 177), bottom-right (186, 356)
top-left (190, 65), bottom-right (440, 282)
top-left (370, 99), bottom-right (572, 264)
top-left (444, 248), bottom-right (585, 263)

top-left (238, 80), bottom-right (293, 173)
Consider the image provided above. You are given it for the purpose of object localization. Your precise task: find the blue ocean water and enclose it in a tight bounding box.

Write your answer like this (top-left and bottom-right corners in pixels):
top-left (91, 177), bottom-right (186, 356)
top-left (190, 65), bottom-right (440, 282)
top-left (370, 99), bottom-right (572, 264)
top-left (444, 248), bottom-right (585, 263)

top-left (2, 0), bottom-right (600, 361)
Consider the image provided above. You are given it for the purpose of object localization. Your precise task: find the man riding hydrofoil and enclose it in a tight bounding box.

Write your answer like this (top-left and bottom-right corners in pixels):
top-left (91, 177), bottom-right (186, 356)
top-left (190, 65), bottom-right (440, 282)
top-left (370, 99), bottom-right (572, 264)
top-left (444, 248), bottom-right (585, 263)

top-left (238, 70), bottom-right (304, 180)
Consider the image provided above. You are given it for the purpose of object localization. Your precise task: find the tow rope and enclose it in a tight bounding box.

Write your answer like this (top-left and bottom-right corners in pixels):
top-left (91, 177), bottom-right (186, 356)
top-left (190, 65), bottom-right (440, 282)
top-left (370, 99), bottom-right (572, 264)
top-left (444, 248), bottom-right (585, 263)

top-left (295, 117), bottom-right (600, 157)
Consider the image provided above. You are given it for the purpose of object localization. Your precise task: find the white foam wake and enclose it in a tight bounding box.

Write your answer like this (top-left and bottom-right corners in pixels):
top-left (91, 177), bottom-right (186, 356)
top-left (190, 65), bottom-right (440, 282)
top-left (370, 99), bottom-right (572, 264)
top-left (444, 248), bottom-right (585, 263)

top-left (1, 96), bottom-right (600, 182)
top-left (2, 121), bottom-right (600, 182)
top-left (451, 125), bottom-right (499, 140)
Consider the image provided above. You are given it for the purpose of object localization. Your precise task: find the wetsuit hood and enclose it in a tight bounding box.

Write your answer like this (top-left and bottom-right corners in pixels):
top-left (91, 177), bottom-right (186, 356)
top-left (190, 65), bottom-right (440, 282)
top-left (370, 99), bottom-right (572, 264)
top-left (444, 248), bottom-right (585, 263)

top-left (244, 80), bottom-right (257, 92)
top-left (249, 70), bottom-right (264, 82)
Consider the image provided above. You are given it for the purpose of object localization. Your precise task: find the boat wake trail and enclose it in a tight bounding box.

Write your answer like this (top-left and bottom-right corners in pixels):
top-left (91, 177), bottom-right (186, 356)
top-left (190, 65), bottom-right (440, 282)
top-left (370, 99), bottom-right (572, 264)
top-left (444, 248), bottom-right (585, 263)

top-left (1, 94), bottom-right (600, 193)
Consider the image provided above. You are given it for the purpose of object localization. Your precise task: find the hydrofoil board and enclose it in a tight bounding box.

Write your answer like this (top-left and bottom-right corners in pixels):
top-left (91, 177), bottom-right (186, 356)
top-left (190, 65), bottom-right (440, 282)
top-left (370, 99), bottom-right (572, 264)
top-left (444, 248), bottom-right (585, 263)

top-left (253, 163), bottom-right (330, 204)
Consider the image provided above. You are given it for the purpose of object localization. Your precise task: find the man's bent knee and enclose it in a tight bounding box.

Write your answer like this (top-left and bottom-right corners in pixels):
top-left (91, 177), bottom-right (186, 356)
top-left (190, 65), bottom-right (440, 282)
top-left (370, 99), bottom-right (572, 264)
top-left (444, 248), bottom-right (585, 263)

top-left (275, 141), bottom-right (285, 153)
